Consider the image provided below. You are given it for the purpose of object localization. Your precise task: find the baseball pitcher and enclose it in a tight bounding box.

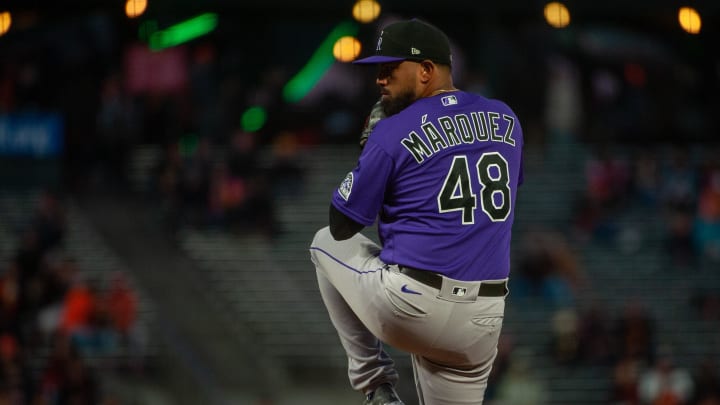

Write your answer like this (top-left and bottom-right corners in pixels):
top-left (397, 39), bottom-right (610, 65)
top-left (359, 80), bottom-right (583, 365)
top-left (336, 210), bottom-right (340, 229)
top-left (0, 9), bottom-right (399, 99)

top-left (309, 18), bottom-right (524, 405)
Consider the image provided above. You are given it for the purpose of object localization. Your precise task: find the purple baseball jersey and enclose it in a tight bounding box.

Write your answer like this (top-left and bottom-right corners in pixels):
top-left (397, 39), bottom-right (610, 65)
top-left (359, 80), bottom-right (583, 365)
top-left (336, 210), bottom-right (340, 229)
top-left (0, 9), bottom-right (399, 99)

top-left (332, 91), bottom-right (523, 281)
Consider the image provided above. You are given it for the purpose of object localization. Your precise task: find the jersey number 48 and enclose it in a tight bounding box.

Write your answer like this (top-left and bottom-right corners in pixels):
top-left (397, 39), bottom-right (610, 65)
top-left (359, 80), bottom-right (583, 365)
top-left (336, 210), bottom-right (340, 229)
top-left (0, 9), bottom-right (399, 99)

top-left (437, 152), bottom-right (511, 224)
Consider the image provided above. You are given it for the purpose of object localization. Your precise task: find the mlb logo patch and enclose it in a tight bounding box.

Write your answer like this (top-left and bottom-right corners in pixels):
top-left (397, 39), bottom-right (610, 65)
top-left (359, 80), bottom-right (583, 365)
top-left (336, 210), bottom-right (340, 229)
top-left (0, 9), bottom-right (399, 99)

top-left (441, 95), bottom-right (457, 106)
top-left (338, 172), bottom-right (354, 201)
top-left (452, 286), bottom-right (467, 297)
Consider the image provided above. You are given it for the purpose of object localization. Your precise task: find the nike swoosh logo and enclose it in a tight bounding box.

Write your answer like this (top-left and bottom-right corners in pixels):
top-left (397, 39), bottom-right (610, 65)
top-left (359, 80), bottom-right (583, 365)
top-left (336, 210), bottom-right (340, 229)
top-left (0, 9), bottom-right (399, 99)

top-left (401, 284), bottom-right (421, 295)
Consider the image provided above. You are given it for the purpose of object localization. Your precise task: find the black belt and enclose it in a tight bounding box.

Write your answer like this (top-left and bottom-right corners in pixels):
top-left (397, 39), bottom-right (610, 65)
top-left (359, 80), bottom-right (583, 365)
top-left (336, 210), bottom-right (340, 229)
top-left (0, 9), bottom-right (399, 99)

top-left (399, 266), bottom-right (507, 297)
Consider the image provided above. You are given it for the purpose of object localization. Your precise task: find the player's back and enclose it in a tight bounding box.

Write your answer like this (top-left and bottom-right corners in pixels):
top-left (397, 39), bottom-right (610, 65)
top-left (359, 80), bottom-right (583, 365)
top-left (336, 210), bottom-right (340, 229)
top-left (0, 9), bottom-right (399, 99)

top-left (371, 91), bottom-right (524, 281)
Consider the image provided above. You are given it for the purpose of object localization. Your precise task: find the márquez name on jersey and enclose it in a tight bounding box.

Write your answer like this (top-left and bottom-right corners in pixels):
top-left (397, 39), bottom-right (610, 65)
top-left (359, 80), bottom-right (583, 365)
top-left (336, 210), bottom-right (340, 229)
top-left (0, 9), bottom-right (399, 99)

top-left (401, 108), bottom-right (517, 164)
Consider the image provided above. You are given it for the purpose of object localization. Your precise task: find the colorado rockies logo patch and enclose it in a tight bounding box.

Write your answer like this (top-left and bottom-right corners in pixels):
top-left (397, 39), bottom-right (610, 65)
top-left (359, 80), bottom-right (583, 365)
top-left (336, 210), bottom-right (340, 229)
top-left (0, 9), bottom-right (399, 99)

top-left (338, 172), bottom-right (354, 201)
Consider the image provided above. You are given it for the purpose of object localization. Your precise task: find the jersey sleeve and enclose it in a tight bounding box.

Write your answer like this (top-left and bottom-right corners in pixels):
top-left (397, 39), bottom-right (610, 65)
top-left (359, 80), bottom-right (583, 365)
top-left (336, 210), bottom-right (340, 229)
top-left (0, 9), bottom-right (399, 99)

top-left (518, 153), bottom-right (525, 186)
top-left (331, 142), bottom-right (394, 226)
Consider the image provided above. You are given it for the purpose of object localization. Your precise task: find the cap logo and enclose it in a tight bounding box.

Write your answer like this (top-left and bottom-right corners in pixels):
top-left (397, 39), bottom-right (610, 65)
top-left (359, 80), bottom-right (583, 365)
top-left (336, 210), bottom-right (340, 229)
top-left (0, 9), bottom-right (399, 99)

top-left (353, 21), bottom-right (452, 65)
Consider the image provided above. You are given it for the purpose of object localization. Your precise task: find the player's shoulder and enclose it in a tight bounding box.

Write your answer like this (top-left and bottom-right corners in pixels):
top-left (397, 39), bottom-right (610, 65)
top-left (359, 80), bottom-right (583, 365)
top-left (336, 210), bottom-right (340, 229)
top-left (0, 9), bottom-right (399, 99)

top-left (465, 91), bottom-right (515, 113)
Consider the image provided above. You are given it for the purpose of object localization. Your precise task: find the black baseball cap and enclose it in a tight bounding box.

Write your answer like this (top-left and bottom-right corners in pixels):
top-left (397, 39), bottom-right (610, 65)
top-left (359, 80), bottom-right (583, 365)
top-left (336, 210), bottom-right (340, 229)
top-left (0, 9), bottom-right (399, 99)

top-left (353, 19), bottom-right (452, 65)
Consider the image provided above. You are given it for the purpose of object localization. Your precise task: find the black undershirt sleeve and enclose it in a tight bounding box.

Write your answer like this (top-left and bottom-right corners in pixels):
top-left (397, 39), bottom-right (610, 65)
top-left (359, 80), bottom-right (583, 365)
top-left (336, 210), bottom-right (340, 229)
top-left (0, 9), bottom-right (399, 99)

top-left (329, 204), bottom-right (365, 241)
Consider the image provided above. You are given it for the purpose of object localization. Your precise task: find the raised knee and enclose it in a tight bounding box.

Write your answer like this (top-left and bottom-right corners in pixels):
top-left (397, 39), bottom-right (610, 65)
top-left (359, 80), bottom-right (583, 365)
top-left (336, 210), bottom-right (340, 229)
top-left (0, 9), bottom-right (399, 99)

top-left (312, 226), bottom-right (331, 247)
top-left (309, 226), bottom-right (332, 265)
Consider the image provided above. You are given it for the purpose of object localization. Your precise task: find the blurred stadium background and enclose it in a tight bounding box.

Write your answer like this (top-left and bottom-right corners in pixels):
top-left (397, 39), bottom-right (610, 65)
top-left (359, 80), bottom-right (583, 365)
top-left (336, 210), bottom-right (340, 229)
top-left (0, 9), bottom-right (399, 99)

top-left (0, 0), bottom-right (719, 404)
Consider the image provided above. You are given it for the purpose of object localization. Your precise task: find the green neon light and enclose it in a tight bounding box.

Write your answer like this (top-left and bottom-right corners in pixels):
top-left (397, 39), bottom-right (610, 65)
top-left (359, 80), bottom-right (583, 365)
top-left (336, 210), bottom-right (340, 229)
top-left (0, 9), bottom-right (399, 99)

top-left (149, 13), bottom-right (218, 51)
top-left (241, 106), bottom-right (267, 132)
top-left (283, 21), bottom-right (358, 103)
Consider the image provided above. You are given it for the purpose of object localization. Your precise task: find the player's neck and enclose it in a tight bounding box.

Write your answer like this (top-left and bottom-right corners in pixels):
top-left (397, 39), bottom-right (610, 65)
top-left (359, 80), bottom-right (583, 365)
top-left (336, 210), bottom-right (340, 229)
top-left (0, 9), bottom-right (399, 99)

top-left (428, 87), bottom-right (458, 97)
top-left (424, 77), bottom-right (458, 98)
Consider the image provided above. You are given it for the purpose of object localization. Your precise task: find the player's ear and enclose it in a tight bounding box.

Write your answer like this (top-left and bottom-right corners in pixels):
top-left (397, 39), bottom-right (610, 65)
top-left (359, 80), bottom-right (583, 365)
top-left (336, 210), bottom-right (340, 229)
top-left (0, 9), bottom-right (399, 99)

top-left (419, 60), bottom-right (434, 82)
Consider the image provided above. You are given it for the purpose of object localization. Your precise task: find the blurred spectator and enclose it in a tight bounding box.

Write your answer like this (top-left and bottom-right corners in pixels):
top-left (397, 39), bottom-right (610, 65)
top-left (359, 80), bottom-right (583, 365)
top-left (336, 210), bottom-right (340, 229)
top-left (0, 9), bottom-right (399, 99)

top-left (45, 257), bottom-right (80, 308)
top-left (576, 304), bottom-right (614, 365)
top-left (689, 289), bottom-right (720, 322)
top-left (660, 147), bottom-right (698, 216)
top-left (549, 308), bottom-right (581, 365)
top-left (694, 397), bottom-right (720, 405)
top-left (613, 354), bottom-right (642, 405)
top-left (553, 303), bottom-right (637, 372)
top-left (544, 54), bottom-right (583, 140)
top-left (217, 130), bottom-right (280, 236)
top-left (208, 160), bottom-right (248, 227)
top-left (0, 332), bottom-right (33, 404)
top-left (60, 278), bottom-right (118, 357)
top-left (37, 256), bottom-right (80, 339)
top-left (61, 355), bottom-right (101, 404)
top-left (637, 350), bottom-right (694, 405)
top-left (38, 333), bottom-right (100, 405)
top-left (513, 229), bottom-right (584, 307)
top-left (14, 229), bottom-right (43, 294)
top-left (154, 142), bottom-right (184, 227)
top-left (226, 130), bottom-right (259, 180)
top-left (652, 146), bottom-right (703, 267)
top-left (632, 148), bottom-right (661, 208)
top-left (238, 175), bottom-right (280, 238)
top-left (690, 360), bottom-right (720, 405)
top-left (268, 131), bottom-right (306, 198)
top-left (573, 145), bottom-right (631, 242)
top-left (59, 277), bottom-right (98, 337)
top-left (176, 135), bottom-right (213, 228)
top-left (694, 166), bottom-right (720, 261)
top-left (665, 211), bottom-right (697, 269)
top-left (0, 262), bottom-right (21, 336)
top-left (95, 72), bottom-right (139, 190)
top-left (103, 272), bottom-right (138, 339)
top-left (153, 135), bottom-right (214, 230)
top-left (188, 42), bottom-right (221, 140)
top-left (31, 190), bottom-right (67, 253)
top-left (613, 301), bottom-right (657, 365)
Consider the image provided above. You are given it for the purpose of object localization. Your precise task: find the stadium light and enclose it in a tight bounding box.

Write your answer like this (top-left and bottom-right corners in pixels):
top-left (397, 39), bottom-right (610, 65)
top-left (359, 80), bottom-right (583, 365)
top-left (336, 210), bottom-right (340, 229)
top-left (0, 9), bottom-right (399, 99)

top-left (544, 2), bottom-right (570, 29)
top-left (0, 11), bottom-right (11, 36)
top-left (352, 0), bottom-right (381, 24)
top-left (125, 0), bottom-right (148, 18)
top-left (149, 13), bottom-right (218, 51)
top-left (333, 36), bottom-right (362, 62)
top-left (678, 7), bottom-right (701, 34)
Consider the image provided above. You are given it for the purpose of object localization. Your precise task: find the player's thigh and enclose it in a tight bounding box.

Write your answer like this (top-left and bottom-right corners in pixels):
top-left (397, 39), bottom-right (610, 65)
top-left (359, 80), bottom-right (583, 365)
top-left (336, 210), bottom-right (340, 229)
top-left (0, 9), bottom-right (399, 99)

top-left (412, 299), bottom-right (504, 404)
top-left (412, 351), bottom-right (497, 405)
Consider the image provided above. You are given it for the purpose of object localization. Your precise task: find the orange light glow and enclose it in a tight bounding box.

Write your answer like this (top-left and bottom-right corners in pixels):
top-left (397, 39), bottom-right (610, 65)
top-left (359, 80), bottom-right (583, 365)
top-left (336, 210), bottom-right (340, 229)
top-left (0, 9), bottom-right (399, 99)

top-left (125, 0), bottom-right (148, 18)
top-left (334, 36), bottom-right (362, 62)
top-left (352, 0), bottom-right (381, 24)
top-left (678, 7), bottom-right (701, 34)
top-left (0, 12), bottom-right (12, 36)
top-left (544, 2), bottom-right (570, 28)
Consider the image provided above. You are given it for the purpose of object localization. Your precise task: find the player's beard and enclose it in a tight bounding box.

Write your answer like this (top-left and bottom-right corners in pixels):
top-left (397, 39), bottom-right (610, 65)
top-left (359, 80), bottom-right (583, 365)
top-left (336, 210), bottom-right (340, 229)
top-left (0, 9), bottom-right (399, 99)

top-left (381, 89), bottom-right (416, 117)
